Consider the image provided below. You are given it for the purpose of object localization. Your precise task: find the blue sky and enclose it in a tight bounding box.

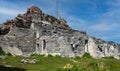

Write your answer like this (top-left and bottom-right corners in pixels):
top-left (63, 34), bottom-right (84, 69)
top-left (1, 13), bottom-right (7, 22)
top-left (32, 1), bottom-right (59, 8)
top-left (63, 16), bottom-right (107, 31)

top-left (0, 0), bottom-right (120, 43)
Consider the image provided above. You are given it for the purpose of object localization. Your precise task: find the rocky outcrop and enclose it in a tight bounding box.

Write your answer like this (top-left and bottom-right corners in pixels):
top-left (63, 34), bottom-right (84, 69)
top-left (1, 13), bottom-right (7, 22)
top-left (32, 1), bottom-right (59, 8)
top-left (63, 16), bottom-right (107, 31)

top-left (0, 6), bottom-right (120, 59)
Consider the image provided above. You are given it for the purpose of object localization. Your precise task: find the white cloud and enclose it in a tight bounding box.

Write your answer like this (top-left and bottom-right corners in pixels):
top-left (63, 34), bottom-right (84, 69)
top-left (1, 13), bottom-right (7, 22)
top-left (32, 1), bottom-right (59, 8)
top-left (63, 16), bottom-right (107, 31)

top-left (63, 14), bottom-right (88, 31)
top-left (89, 23), bottom-right (119, 32)
top-left (106, 0), bottom-right (120, 7)
top-left (0, 7), bottom-right (24, 16)
top-left (102, 33), bottom-right (120, 41)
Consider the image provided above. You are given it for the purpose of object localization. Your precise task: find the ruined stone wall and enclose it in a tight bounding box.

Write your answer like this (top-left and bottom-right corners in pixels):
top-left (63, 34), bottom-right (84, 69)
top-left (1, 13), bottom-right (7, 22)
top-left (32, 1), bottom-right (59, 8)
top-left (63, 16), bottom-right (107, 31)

top-left (0, 27), bottom-right (36, 55)
top-left (0, 6), bottom-right (120, 59)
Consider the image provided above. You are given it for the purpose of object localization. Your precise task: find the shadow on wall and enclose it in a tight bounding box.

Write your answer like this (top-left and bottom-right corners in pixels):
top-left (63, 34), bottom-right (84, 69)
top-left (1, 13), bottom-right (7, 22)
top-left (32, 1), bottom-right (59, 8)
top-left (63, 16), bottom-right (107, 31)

top-left (0, 65), bottom-right (26, 71)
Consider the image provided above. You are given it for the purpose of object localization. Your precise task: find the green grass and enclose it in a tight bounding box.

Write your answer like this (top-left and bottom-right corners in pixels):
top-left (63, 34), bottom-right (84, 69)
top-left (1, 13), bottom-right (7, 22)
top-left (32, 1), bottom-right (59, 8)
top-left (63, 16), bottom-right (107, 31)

top-left (0, 47), bottom-right (5, 55)
top-left (0, 54), bottom-right (120, 71)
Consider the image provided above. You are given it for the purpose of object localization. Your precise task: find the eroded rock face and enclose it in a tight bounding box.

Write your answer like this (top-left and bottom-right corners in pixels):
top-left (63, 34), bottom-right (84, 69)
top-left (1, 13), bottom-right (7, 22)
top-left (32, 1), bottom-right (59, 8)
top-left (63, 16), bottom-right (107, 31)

top-left (0, 6), bottom-right (120, 58)
top-left (27, 6), bottom-right (42, 14)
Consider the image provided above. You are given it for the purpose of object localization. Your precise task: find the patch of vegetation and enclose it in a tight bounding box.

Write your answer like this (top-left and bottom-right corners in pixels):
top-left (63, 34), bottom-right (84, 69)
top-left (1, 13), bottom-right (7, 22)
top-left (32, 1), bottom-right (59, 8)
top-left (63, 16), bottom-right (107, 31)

top-left (57, 63), bottom-right (84, 71)
top-left (102, 56), bottom-right (115, 59)
top-left (82, 52), bottom-right (92, 58)
top-left (0, 47), bottom-right (5, 55)
top-left (55, 55), bottom-right (62, 59)
top-left (75, 56), bottom-right (81, 59)
top-left (88, 61), bottom-right (111, 71)
top-left (48, 54), bottom-right (53, 57)
top-left (0, 54), bottom-right (120, 71)
top-left (6, 53), bottom-right (12, 56)
top-left (30, 53), bottom-right (45, 57)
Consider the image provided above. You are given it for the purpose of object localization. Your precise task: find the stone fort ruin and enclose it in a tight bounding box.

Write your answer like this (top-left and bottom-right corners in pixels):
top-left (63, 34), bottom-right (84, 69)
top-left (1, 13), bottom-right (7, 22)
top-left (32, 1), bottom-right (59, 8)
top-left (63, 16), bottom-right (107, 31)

top-left (0, 6), bottom-right (120, 59)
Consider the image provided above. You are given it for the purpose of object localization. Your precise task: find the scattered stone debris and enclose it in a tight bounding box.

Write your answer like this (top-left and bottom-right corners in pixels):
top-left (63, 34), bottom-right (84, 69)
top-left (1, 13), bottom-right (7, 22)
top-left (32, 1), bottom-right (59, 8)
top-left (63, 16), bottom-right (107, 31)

top-left (0, 55), bottom-right (7, 59)
top-left (70, 59), bottom-right (78, 63)
top-left (21, 58), bottom-right (38, 64)
top-left (4, 65), bottom-right (12, 67)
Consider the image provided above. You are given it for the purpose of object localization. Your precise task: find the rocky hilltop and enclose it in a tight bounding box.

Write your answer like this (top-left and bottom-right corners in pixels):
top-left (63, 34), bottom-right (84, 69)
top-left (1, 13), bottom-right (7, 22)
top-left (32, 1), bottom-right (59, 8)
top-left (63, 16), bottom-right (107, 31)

top-left (0, 6), bottom-right (120, 58)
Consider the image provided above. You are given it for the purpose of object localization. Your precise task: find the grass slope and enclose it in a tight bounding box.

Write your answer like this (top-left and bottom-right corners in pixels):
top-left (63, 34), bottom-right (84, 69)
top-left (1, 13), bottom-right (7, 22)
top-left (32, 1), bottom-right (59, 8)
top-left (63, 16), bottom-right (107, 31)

top-left (0, 54), bottom-right (120, 71)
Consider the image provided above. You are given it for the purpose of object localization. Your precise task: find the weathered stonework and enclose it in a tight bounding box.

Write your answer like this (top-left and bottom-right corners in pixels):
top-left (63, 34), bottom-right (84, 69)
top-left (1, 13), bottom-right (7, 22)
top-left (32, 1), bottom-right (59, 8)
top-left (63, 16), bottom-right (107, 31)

top-left (0, 6), bottom-right (120, 59)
